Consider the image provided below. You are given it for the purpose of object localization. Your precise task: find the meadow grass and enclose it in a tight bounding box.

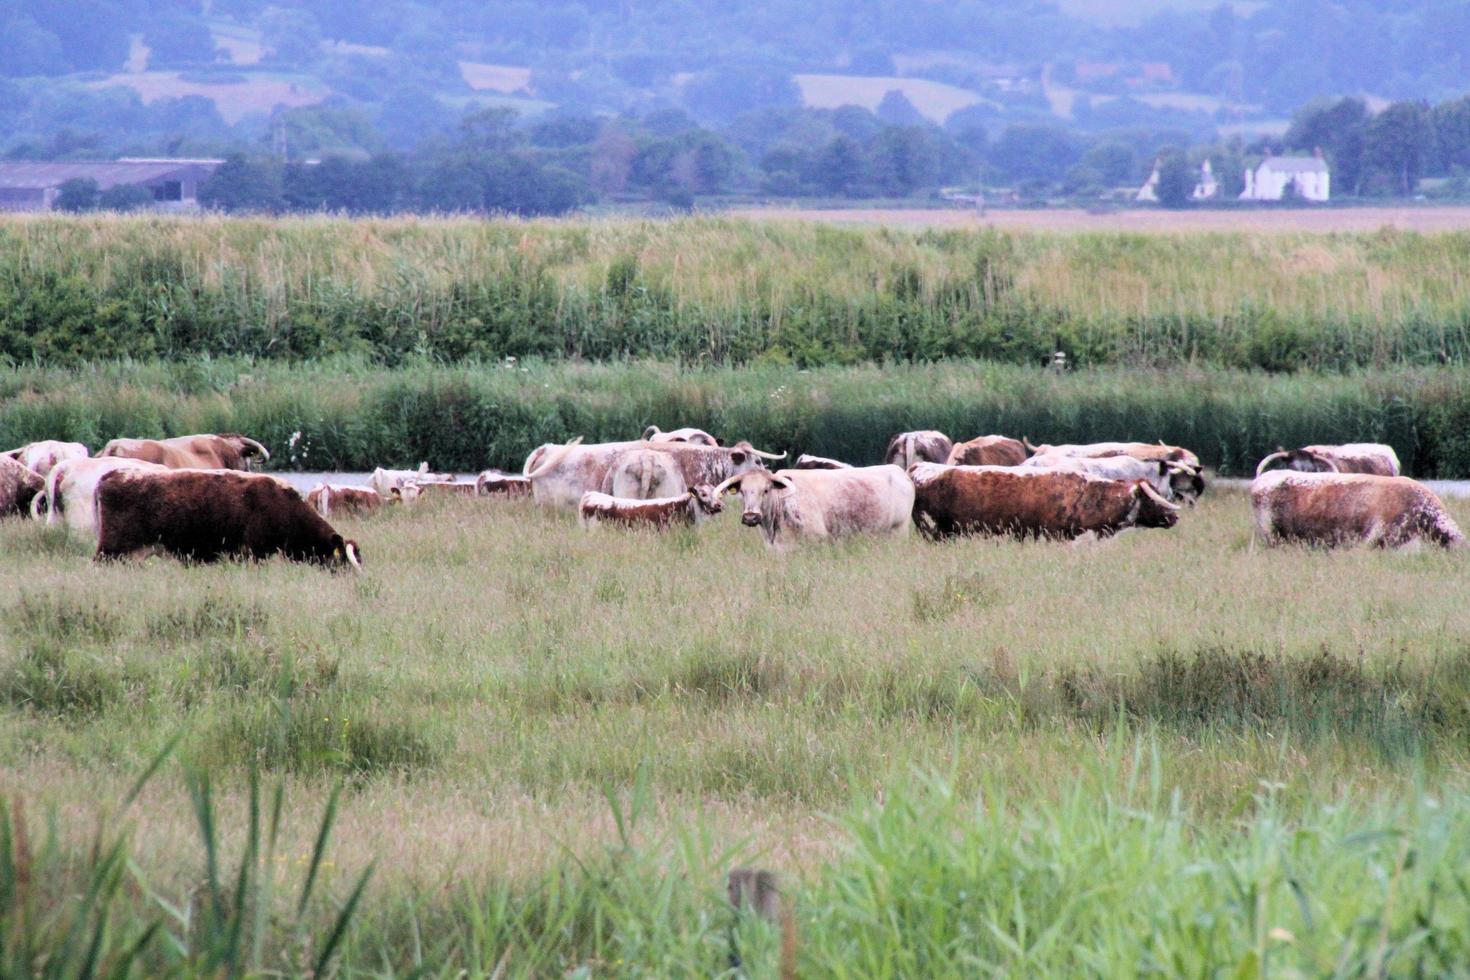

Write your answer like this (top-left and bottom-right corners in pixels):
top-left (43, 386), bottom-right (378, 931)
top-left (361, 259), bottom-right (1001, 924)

top-left (7, 356), bottom-right (1470, 476)
top-left (4, 214), bottom-right (1470, 369)
top-left (4, 489), bottom-right (1470, 973)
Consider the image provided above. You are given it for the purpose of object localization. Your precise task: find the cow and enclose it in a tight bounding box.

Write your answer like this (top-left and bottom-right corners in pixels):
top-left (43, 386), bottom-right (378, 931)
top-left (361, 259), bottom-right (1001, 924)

top-left (98, 433), bottom-right (271, 470)
top-left (600, 449), bottom-right (687, 499)
top-left (1250, 471), bottom-right (1463, 549)
top-left (883, 431), bottom-right (953, 470)
top-left (643, 425), bottom-right (720, 447)
top-left (475, 469), bottom-right (532, 497)
top-left (406, 481), bottom-right (478, 499)
top-left (2, 440), bottom-right (88, 477)
top-left (909, 462), bottom-right (1180, 541)
top-left (1024, 440), bottom-right (1202, 470)
top-left (33, 457), bottom-right (168, 535)
top-left (523, 438), bottom-right (784, 510)
top-left (95, 469), bottom-right (361, 568)
top-left (1, 457), bottom-right (45, 517)
top-left (1021, 454), bottom-right (1205, 505)
top-left (1254, 443), bottom-right (1401, 478)
top-left (367, 463), bottom-right (454, 498)
top-left (715, 465), bottom-right (914, 549)
top-left (792, 454), bottom-right (853, 470)
top-left (306, 483), bottom-right (383, 518)
top-left (946, 435), bottom-right (1029, 468)
top-left (579, 485), bottom-right (725, 529)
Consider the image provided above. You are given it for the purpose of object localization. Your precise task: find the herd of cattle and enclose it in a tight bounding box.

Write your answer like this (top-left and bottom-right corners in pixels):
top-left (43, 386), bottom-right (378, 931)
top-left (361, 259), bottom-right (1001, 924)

top-left (0, 425), bottom-right (1463, 570)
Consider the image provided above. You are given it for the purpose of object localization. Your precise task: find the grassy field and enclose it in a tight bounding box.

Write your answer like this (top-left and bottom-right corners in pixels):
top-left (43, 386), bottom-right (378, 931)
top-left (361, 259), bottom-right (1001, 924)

top-left (4, 488), bottom-right (1470, 973)
top-left (6, 214), bottom-right (1470, 369)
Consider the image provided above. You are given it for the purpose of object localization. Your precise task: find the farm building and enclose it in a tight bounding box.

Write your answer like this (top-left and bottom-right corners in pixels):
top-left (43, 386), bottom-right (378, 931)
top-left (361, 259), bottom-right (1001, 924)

top-left (0, 159), bottom-right (222, 212)
top-left (1135, 158), bottom-right (1219, 202)
top-left (1239, 152), bottom-right (1330, 202)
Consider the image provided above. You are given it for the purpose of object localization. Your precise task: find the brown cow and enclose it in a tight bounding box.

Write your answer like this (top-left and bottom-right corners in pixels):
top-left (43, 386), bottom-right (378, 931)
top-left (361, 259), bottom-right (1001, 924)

top-left (909, 462), bottom-right (1180, 540)
top-left (643, 425), bottom-right (720, 446)
top-left (579, 485), bottom-right (724, 529)
top-left (716, 465), bottom-right (914, 549)
top-left (946, 435), bottom-right (1029, 467)
top-left (306, 483), bottom-right (383, 518)
top-left (95, 469), bottom-right (361, 567)
top-left (1254, 443), bottom-right (1400, 478)
top-left (407, 481), bottom-right (478, 499)
top-left (792, 454), bottom-right (853, 470)
top-left (1250, 471), bottom-right (1462, 549)
top-left (475, 469), bottom-right (532, 497)
top-left (98, 433), bottom-right (271, 470)
top-left (0, 457), bottom-right (45, 517)
top-left (884, 431), bottom-right (953, 469)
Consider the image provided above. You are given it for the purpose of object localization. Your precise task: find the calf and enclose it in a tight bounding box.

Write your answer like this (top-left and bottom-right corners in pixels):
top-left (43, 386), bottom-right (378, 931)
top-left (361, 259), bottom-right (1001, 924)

top-left (1250, 471), bottom-right (1462, 549)
top-left (1, 457), bottom-right (45, 517)
top-left (475, 469), bottom-right (532, 497)
top-left (1255, 443), bottom-right (1400, 478)
top-left (579, 485), bottom-right (724, 529)
top-left (95, 469), bottom-right (361, 567)
top-left (407, 481), bottom-right (478, 499)
top-left (946, 435), bottom-right (1028, 468)
top-left (884, 430), bottom-right (953, 469)
top-left (3, 440), bottom-right (89, 477)
top-left (306, 483), bottom-right (383, 518)
top-left (716, 465), bottom-right (913, 549)
top-left (643, 425), bottom-right (720, 446)
top-left (909, 462), bottom-right (1180, 540)
top-left (99, 433), bottom-right (270, 470)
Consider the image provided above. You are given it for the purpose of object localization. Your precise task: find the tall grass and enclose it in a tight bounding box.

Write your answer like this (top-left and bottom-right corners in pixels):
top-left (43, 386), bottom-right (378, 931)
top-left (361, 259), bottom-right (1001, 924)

top-left (3, 214), bottom-right (1470, 370)
top-left (5, 357), bottom-right (1470, 475)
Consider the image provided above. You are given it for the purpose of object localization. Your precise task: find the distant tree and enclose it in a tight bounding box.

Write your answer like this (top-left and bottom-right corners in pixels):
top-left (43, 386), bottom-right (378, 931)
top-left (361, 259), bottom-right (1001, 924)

top-left (143, 17), bottom-right (222, 67)
top-left (458, 107), bottom-right (523, 154)
top-left (54, 178), bottom-right (99, 212)
top-left (640, 108), bottom-right (697, 138)
top-left (31, 1), bottom-right (130, 73)
top-left (98, 183), bottom-right (154, 211)
top-left (759, 144), bottom-right (811, 196)
top-left (0, 16), bottom-right (66, 76)
top-left (391, 27), bottom-right (462, 85)
top-left (1283, 95), bottom-right (1367, 191)
top-left (876, 90), bottom-right (926, 127)
top-left (683, 66), bottom-right (800, 126)
top-left (1207, 142), bottom-right (1247, 198)
top-left (198, 154), bottom-right (282, 212)
top-left (1362, 100), bottom-right (1433, 196)
top-left (377, 87), bottom-right (453, 151)
top-left (815, 135), bottom-right (865, 195)
top-left (589, 124), bottom-right (637, 195)
top-left (529, 112), bottom-right (601, 149)
top-left (1154, 148), bottom-right (1194, 208)
top-left (260, 8), bottom-right (322, 67)
top-left (1079, 141), bottom-right (1138, 186)
top-left (1431, 97), bottom-right (1470, 174)
top-left (1062, 164), bottom-right (1105, 197)
top-left (848, 47), bottom-right (895, 75)
top-left (989, 125), bottom-right (1080, 183)
top-left (867, 125), bottom-right (937, 196)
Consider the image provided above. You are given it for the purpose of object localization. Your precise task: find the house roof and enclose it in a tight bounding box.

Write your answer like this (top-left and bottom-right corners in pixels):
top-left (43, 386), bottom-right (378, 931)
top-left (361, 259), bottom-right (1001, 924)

top-left (1259, 156), bottom-right (1328, 173)
top-left (0, 160), bottom-right (218, 191)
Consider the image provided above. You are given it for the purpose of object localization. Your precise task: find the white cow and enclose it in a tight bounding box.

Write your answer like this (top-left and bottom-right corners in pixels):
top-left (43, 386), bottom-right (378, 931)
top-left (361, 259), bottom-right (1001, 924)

top-left (716, 464), bottom-right (914, 549)
top-left (35, 457), bottom-right (168, 536)
top-left (2, 440), bottom-right (88, 477)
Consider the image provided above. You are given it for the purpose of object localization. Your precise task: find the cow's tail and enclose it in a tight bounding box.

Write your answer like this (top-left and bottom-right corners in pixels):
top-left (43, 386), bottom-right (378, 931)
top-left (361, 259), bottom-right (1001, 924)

top-left (525, 437), bottom-right (584, 481)
top-left (33, 466), bottom-right (63, 523)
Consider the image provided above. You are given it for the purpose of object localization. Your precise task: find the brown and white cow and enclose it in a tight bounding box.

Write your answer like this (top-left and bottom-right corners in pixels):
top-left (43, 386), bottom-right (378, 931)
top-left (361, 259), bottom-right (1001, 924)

top-left (1025, 440), bottom-right (1202, 470)
top-left (2, 440), bottom-right (89, 477)
top-left (475, 469), bottom-right (532, 497)
top-left (1250, 470), bottom-right (1462, 549)
top-left (909, 462), bottom-right (1180, 540)
top-left (34, 457), bottom-right (168, 534)
top-left (600, 449), bottom-right (687, 499)
top-left (642, 425), bottom-right (720, 447)
top-left (368, 464), bottom-right (454, 498)
top-left (579, 485), bottom-right (724, 529)
top-left (1021, 454), bottom-right (1205, 505)
top-left (716, 465), bottom-right (914, 549)
top-left (306, 483), bottom-right (383, 518)
top-left (98, 433), bottom-right (271, 470)
top-left (0, 457), bottom-right (45, 517)
top-left (946, 435), bottom-right (1029, 468)
top-left (792, 454), bottom-right (853, 470)
top-left (884, 431), bottom-right (953, 470)
top-left (523, 438), bottom-right (784, 510)
top-left (95, 469), bottom-right (361, 567)
top-left (1254, 443), bottom-right (1400, 478)
top-left (406, 481), bottom-right (478, 499)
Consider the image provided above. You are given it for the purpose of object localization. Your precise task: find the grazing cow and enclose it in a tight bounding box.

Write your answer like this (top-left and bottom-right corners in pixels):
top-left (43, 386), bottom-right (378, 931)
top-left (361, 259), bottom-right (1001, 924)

top-left (0, 457), bottom-right (45, 517)
top-left (909, 463), bottom-right (1180, 540)
top-left (407, 481), bottom-right (477, 499)
top-left (95, 469), bottom-right (361, 567)
top-left (1255, 443), bottom-right (1401, 478)
top-left (523, 438), bottom-right (784, 510)
top-left (1021, 454), bottom-right (1206, 505)
top-left (1250, 471), bottom-right (1462, 549)
top-left (579, 485), bottom-right (725, 529)
top-left (306, 483), bottom-right (383, 518)
top-left (600, 449), bottom-right (687, 499)
top-left (792, 454), bottom-right (853, 470)
top-left (643, 425), bottom-right (720, 446)
top-left (98, 433), bottom-right (271, 470)
top-left (946, 435), bottom-right (1029, 468)
top-left (475, 470), bottom-right (532, 497)
top-left (367, 464), bottom-right (453, 498)
top-left (1025, 440), bottom-right (1202, 470)
top-left (884, 431), bottom-right (953, 470)
top-left (2, 440), bottom-right (88, 477)
top-left (34, 457), bottom-right (168, 534)
top-left (715, 465), bottom-right (914, 549)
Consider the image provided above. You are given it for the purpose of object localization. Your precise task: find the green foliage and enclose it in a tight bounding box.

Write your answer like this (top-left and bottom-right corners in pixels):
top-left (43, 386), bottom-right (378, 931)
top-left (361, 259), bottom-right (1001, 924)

top-left (52, 177), bottom-right (98, 213)
top-left (1154, 147), bottom-right (1194, 208)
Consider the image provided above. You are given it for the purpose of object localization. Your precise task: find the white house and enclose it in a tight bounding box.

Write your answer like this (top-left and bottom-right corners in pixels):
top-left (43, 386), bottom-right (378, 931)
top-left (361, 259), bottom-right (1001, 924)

top-left (1239, 153), bottom-right (1330, 202)
top-left (1136, 158), bottom-right (1219, 202)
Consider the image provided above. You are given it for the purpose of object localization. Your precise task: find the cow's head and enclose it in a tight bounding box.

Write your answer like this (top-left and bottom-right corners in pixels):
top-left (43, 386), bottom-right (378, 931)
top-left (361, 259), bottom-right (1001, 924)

top-left (1256, 447), bottom-right (1339, 477)
top-left (389, 483), bottom-right (423, 504)
top-left (1160, 460), bottom-right (1206, 506)
top-left (726, 441), bottom-right (785, 475)
top-left (715, 469), bottom-right (792, 526)
top-left (328, 534), bottom-right (364, 570)
top-left (1131, 480), bottom-right (1181, 529)
top-left (688, 483), bottom-right (724, 516)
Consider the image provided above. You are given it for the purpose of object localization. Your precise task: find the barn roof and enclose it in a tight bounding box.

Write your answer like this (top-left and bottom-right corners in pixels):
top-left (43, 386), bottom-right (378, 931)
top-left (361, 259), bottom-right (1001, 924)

top-left (1259, 155), bottom-right (1328, 173)
top-left (0, 160), bottom-right (219, 191)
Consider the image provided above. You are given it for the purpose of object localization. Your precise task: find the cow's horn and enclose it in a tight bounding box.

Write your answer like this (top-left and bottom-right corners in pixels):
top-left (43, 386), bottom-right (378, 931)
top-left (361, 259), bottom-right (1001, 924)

top-left (713, 474), bottom-right (743, 495)
top-left (750, 448), bottom-right (787, 460)
top-left (1254, 450), bottom-right (1289, 477)
top-left (1022, 437), bottom-right (1041, 453)
top-left (643, 425), bottom-right (661, 440)
top-left (1313, 451), bottom-right (1341, 473)
top-left (1137, 480), bottom-right (1180, 511)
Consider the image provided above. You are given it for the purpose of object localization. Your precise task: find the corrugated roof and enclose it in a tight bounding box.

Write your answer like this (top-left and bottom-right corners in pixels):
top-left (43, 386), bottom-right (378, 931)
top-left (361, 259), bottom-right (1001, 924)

top-left (0, 161), bottom-right (215, 190)
top-left (1260, 156), bottom-right (1328, 173)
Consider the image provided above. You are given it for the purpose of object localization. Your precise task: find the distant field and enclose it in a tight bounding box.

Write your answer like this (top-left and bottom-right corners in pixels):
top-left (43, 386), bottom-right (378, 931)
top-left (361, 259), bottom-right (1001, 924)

top-left (459, 61), bottom-right (534, 94)
top-left (794, 73), bottom-right (992, 123)
top-left (89, 70), bottom-right (327, 123)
